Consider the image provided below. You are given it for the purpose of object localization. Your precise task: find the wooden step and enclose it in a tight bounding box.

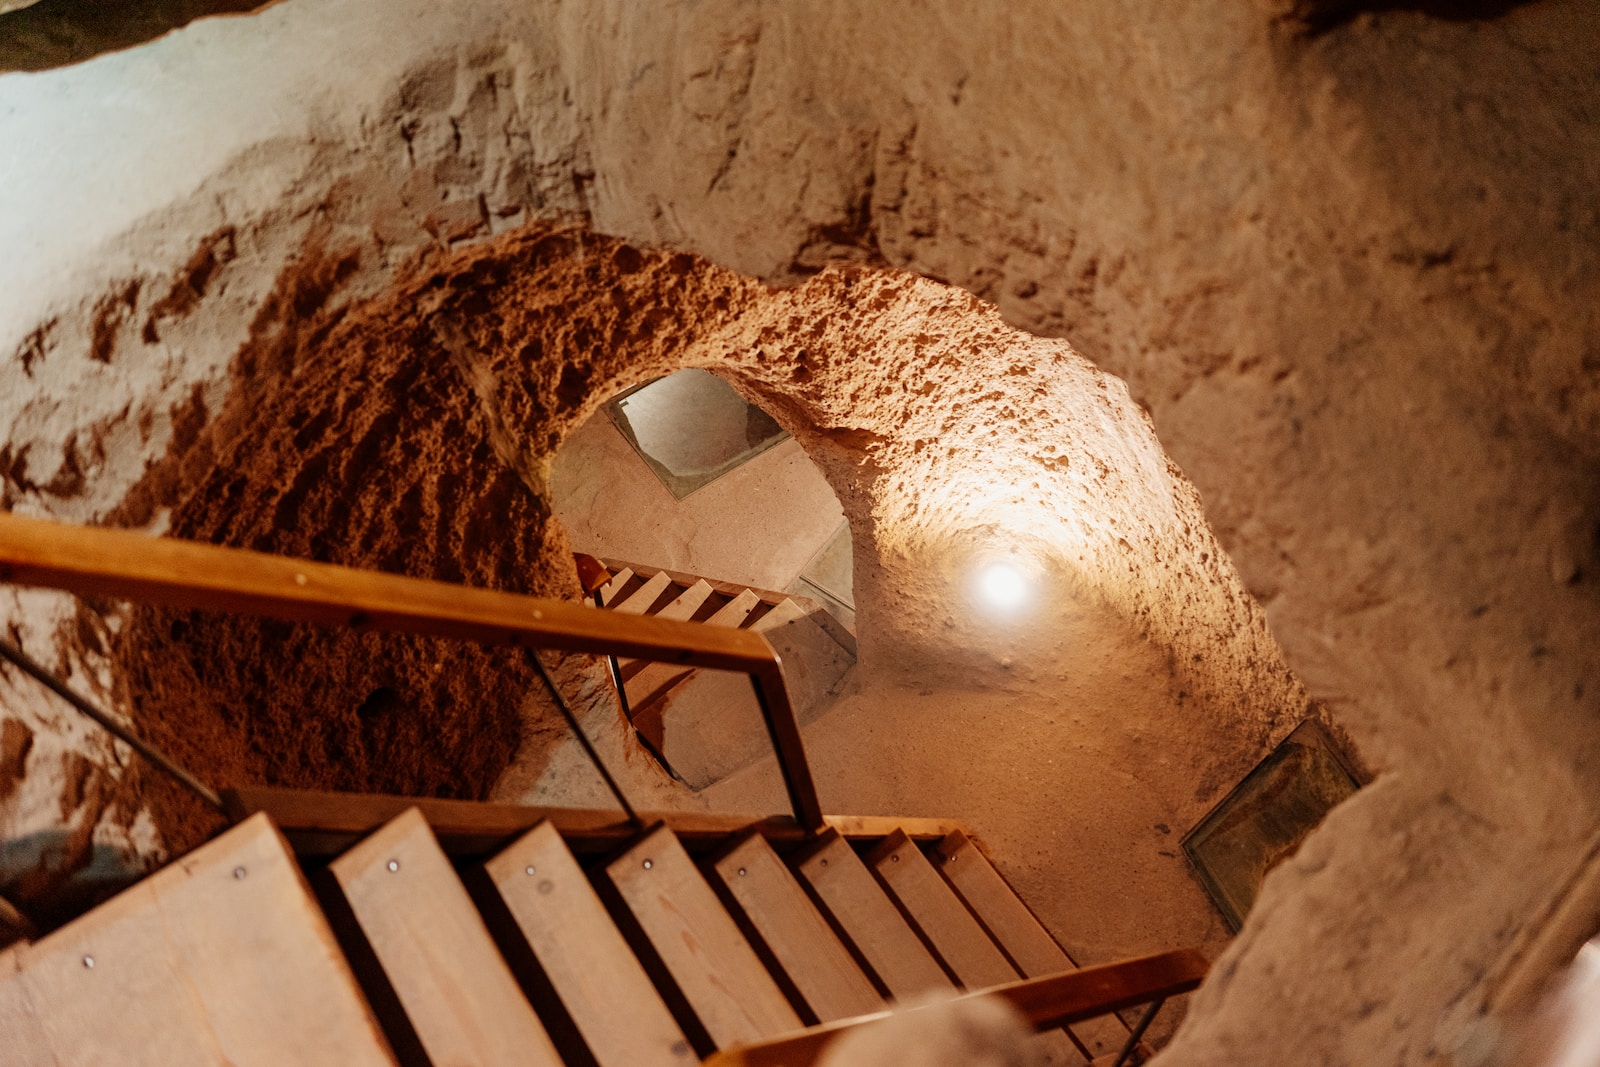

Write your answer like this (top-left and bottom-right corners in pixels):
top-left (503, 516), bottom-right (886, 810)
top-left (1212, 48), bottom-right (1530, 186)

top-left (0, 813), bottom-right (395, 1066)
top-left (613, 571), bottom-right (674, 615)
top-left (484, 821), bottom-right (695, 1067)
top-left (934, 830), bottom-right (1128, 1058)
top-left (710, 833), bottom-right (883, 1024)
top-left (605, 825), bottom-right (801, 1047)
top-left (868, 830), bottom-right (1016, 988)
top-left (791, 830), bottom-right (954, 1000)
top-left (597, 567), bottom-right (635, 606)
top-left (328, 807), bottom-right (561, 1067)
top-left (655, 579), bottom-right (716, 622)
top-left (619, 580), bottom-right (717, 678)
top-left (750, 598), bottom-right (807, 632)
top-left (623, 588), bottom-right (761, 703)
top-left (870, 831), bottom-right (1086, 1065)
top-left (0, 947), bottom-right (52, 1063)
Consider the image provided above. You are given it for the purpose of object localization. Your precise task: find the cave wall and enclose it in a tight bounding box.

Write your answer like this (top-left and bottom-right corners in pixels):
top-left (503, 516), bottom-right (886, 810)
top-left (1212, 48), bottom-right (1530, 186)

top-left (1, 0), bottom-right (1598, 1064)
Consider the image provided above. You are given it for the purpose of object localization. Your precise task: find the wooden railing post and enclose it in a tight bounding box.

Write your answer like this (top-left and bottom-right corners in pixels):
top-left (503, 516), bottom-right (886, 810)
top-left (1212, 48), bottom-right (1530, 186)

top-left (749, 661), bottom-right (824, 833)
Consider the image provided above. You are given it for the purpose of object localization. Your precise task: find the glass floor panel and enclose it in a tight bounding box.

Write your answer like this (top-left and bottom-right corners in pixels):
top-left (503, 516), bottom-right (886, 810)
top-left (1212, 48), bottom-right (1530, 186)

top-left (606, 369), bottom-right (789, 499)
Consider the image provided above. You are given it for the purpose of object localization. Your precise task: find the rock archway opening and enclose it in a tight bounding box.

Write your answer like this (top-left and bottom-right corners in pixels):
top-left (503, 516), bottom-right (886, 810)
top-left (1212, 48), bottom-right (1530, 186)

top-left (550, 366), bottom-right (858, 628)
top-left (8, 222), bottom-right (1313, 1002)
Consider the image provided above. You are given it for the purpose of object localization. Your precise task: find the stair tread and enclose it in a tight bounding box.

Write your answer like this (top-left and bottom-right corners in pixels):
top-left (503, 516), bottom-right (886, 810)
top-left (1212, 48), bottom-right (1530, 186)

top-left (622, 588), bottom-right (763, 714)
top-left (792, 830), bottom-right (954, 1000)
top-left (612, 571), bottom-right (674, 615)
top-left (871, 832), bottom-right (1086, 1066)
top-left (485, 821), bottom-right (695, 1067)
top-left (597, 567), bottom-right (635, 607)
top-left (623, 662), bottom-right (695, 707)
top-left (934, 831), bottom-right (1127, 1057)
top-left (711, 834), bottom-right (884, 1024)
top-left (654, 579), bottom-right (715, 622)
top-left (750, 597), bottom-right (808, 631)
top-left (4, 813), bottom-right (394, 1067)
top-left (0, 947), bottom-right (51, 1063)
top-left (618, 580), bottom-right (717, 678)
top-left (606, 825), bottom-right (801, 1048)
top-left (329, 807), bottom-right (562, 1067)
top-left (869, 830), bottom-right (1017, 988)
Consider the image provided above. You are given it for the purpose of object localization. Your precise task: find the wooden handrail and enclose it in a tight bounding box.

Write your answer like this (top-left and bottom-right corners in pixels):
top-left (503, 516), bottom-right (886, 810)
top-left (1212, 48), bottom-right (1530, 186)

top-left (0, 513), bottom-right (823, 830)
top-left (702, 948), bottom-right (1210, 1067)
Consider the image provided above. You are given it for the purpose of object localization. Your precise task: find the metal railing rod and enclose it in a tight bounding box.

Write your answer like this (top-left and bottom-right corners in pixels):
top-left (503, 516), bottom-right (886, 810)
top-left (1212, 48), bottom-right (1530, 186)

top-left (526, 650), bottom-right (641, 826)
top-left (0, 636), bottom-right (225, 812)
top-left (1111, 997), bottom-right (1165, 1067)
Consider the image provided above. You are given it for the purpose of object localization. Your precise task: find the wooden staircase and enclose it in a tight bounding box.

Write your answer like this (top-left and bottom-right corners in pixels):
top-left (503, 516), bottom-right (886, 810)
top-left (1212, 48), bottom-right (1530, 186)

top-left (0, 791), bottom-right (1204, 1066)
top-left (589, 557), bottom-right (856, 787)
top-left (0, 514), bottom-right (1207, 1065)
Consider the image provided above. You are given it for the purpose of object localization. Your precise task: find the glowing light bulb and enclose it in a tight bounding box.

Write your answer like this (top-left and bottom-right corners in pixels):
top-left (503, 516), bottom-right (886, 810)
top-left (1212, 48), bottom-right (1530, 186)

top-left (977, 560), bottom-right (1030, 613)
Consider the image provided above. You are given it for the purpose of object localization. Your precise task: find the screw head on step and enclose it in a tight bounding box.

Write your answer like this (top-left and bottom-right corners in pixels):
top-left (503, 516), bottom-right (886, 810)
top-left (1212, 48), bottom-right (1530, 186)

top-left (525, 865), bottom-right (537, 876)
top-left (82, 955), bottom-right (95, 969)
top-left (387, 859), bottom-right (400, 872)
top-left (233, 866), bottom-right (247, 879)
top-left (643, 859), bottom-right (654, 870)
top-left (738, 867), bottom-right (747, 877)
top-left (891, 854), bottom-right (900, 862)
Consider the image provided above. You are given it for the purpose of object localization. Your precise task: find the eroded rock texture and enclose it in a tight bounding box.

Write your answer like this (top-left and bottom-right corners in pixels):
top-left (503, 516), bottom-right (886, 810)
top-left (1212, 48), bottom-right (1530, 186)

top-left (1, 1), bottom-right (1597, 1064)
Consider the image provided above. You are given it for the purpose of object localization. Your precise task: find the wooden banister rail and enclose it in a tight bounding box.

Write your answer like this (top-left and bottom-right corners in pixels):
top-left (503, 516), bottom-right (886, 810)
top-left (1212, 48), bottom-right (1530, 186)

top-left (703, 948), bottom-right (1210, 1067)
top-left (0, 513), bottom-right (823, 830)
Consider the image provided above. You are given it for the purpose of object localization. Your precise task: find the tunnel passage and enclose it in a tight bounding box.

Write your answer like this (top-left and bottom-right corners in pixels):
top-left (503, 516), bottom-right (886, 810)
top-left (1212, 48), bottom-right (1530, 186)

top-left (19, 223), bottom-right (1304, 938)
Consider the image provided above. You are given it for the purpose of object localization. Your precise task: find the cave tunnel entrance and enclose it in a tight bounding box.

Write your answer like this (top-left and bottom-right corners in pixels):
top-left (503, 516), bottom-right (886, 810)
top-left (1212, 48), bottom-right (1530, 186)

top-left (547, 366), bottom-right (860, 789)
top-left (551, 367), bottom-right (857, 629)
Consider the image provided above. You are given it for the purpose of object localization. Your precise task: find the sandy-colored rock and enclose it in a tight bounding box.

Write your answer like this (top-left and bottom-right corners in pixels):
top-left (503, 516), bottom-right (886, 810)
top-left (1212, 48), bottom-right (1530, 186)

top-left (0, 1), bottom-right (1596, 1064)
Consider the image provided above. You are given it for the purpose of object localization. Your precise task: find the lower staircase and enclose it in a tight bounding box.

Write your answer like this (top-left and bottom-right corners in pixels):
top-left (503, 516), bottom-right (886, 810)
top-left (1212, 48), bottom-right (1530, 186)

top-left (0, 514), bottom-right (1207, 1066)
top-left (587, 557), bottom-right (856, 788)
top-left (0, 789), bottom-right (1203, 1067)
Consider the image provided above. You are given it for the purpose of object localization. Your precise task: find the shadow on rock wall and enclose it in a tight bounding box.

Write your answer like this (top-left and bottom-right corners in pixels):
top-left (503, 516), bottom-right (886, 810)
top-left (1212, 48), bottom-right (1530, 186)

top-left (0, 0), bottom-right (269, 73)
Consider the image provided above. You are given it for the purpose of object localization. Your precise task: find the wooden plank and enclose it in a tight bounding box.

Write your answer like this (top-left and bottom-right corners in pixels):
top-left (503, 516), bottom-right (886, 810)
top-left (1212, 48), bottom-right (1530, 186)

top-left (711, 834), bottom-right (883, 1023)
top-left (597, 567), bottom-right (635, 606)
top-left (484, 821), bottom-right (695, 1067)
top-left (700, 949), bottom-right (1209, 1067)
top-left (868, 833), bottom-right (1090, 1065)
top-left (868, 831), bottom-right (1016, 988)
top-left (601, 558), bottom-right (795, 608)
top-left (10, 813), bottom-right (396, 1066)
top-left (0, 946), bottom-right (54, 1065)
top-left (934, 831), bottom-right (1127, 1057)
top-left (226, 787), bottom-right (962, 858)
top-left (328, 808), bottom-right (562, 1067)
top-left (18, 880), bottom-right (217, 1066)
top-left (707, 588), bottom-right (762, 628)
top-left (152, 813), bottom-right (396, 1067)
top-left (623, 661), bottom-right (695, 710)
top-left (0, 513), bottom-right (778, 672)
top-left (750, 659), bottom-right (824, 831)
top-left (614, 571), bottom-right (674, 616)
top-left (791, 830), bottom-right (954, 1000)
top-left (624, 589), bottom-right (761, 706)
top-left (655, 579), bottom-right (716, 622)
top-left (620, 579), bottom-right (717, 679)
top-left (605, 825), bottom-right (801, 1047)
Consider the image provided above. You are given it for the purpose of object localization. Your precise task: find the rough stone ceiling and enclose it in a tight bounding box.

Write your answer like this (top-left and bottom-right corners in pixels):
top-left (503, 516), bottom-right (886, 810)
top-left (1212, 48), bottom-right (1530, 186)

top-left (0, 1), bottom-right (1597, 1065)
